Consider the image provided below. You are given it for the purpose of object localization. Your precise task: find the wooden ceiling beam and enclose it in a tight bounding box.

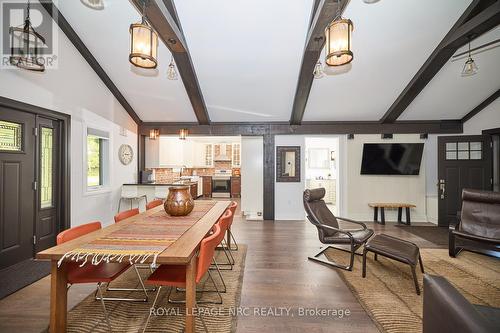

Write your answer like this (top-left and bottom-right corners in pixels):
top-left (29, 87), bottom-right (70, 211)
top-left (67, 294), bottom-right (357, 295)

top-left (461, 89), bottom-right (500, 123)
top-left (131, 0), bottom-right (211, 125)
top-left (40, 1), bottom-right (142, 124)
top-left (380, 0), bottom-right (498, 123)
top-left (289, 0), bottom-right (349, 125)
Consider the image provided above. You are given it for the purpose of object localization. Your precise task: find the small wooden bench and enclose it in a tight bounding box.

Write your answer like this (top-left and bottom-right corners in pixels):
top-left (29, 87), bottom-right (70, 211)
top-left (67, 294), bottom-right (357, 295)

top-left (368, 202), bottom-right (416, 225)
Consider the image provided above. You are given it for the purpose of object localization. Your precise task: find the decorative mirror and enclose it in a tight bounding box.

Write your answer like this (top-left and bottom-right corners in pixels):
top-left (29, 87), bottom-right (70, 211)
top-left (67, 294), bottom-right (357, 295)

top-left (276, 146), bottom-right (301, 182)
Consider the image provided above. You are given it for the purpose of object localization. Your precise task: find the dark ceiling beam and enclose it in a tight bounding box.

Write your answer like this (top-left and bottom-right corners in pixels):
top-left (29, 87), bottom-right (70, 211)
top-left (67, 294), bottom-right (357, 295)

top-left (138, 120), bottom-right (463, 136)
top-left (462, 89), bottom-right (500, 123)
top-left (40, 1), bottom-right (142, 124)
top-left (290, 0), bottom-right (349, 125)
top-left (131, 0), bottom-right (211, 125)
top-left (380, 0), bottom-right (498, 124)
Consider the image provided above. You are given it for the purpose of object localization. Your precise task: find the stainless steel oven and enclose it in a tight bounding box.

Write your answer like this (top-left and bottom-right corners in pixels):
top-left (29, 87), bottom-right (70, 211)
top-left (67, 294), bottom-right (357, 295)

top-left (212, 169), bottom-right (231, 198)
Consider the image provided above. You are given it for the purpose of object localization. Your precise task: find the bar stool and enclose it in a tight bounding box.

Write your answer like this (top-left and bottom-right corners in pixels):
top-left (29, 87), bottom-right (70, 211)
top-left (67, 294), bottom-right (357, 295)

top-left (154, 186), bottom-right (168, 200)
top-left (118, 185), bottom-right (147, 212)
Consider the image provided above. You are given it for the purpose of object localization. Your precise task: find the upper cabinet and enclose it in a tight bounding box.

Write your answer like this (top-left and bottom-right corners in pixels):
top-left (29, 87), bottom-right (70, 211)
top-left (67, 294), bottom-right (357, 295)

top-left (232, 143), bottom-right (241, 167)
top-left (159, 137), bottom-right (186, 167)
top-left (192, 143), bottom-right (213, 168)
top-left (307, 148), bottom-right (330, 169)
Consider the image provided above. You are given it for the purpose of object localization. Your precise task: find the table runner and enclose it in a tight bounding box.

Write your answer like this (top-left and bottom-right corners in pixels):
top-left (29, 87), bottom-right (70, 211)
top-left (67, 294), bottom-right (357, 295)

top-left (57, 201), bottom-right (217, 268)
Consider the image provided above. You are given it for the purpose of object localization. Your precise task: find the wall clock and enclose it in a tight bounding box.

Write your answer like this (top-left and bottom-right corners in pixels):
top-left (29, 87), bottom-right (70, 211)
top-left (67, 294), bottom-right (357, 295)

top-left (118, 144), bottom-right (133, 165)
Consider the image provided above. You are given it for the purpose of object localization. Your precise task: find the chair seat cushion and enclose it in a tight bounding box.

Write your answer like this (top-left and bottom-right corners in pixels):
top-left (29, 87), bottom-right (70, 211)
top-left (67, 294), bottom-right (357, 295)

top-left (146, 264), bottom-right (198, 288)
top-left (66, 262), bottom-right (130, 284)
top-left (324, 228), bottom-right (374, 244)
top-left (365, 234), bottom-right (420, 265)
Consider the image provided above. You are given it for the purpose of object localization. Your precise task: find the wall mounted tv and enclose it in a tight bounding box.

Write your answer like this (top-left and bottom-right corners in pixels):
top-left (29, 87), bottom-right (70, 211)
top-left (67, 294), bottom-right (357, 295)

top-left (361, 143), bottom-right (424, 175)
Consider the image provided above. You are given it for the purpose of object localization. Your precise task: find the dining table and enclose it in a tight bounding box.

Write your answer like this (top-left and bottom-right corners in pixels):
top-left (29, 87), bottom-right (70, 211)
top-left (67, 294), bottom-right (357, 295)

top-left (36, 200), bottom-right (231, 333)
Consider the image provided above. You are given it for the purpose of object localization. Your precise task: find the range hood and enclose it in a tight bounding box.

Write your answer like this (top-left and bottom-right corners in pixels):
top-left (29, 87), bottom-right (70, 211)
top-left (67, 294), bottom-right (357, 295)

top-left (214, 143), bottom-right (231, 161)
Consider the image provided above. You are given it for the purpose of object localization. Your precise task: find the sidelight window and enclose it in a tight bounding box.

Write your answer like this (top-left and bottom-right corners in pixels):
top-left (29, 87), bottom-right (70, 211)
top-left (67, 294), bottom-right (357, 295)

top-left (40, 127), bottom-right (54, 208)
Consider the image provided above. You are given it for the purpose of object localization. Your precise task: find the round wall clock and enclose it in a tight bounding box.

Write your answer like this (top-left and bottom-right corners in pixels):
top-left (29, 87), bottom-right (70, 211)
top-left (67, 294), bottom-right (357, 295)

top-left (118, 144), bottom-right (133, 165)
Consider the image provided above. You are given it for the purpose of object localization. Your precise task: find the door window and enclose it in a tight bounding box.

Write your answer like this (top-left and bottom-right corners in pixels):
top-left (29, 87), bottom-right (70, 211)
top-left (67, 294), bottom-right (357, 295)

top-left (445, 141), bottom-right (482, 160)
top-left (40, 127), bottom-right (54, 208)
top-left (0, 120), bottom-right (22, 151)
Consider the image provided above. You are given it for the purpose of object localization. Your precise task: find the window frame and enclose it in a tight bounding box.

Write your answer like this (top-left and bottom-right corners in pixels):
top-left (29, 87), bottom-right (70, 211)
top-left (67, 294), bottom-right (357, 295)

top-left (83, 124), bottom-right (112, 195)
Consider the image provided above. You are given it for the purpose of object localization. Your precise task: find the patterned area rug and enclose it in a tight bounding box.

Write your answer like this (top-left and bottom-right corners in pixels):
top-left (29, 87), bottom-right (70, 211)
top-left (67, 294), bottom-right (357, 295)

top-left (65, 245), bottom-right (246, 333)
top-left (324, 248), bottom-right (500, 333)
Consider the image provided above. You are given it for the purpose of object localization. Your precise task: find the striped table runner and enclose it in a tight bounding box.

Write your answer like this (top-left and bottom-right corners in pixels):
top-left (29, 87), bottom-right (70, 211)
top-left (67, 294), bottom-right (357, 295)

top-left (58, 201), bottom-right (217, 268)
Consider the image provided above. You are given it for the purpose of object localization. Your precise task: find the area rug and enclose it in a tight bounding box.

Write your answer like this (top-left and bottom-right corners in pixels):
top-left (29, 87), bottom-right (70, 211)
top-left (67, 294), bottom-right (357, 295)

top-left (394, 225), bottom-right (449, 246)
top-left (325, 248), bottom-right (500, 333)
top-left (64, 245), bottom-right (246, 333)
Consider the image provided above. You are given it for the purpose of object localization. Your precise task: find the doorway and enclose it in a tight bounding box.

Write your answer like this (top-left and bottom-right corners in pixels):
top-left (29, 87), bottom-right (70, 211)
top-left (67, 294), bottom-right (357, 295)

top-left (437, 135), bottom-right (493, 227)
top-left (305, 137), bottom-right (340, 215)
top-left (0, 99), bottom-right (69, 272)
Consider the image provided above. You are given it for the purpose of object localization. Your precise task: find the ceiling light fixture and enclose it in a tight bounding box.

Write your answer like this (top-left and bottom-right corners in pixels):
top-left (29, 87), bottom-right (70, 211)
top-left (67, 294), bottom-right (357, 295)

top-left (313, 37), bottom-right (325, 79)
top-left (149, 129), bottom-right (160, 140)
top-left (461, 38), bottom-right (478, 77)
top-left (325, 0), bottom-right (353, 67)
top-left (167, 56), bottom-right (179, 80)
top-left (80, 0), bottom-right (105, 10)
top-left (179, 128), bottom-right (188, 140)
top-left (129, 1), bottom-right (158, 69)
top-left (9, 0), bottom-right (46, 72)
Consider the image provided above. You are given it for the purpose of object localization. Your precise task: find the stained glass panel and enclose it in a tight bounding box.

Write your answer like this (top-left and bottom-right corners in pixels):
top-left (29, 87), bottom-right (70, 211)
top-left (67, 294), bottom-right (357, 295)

top-left (0, 120), bottom-right (22, 151)
top-left (41, 127), bottom-right (53, 208)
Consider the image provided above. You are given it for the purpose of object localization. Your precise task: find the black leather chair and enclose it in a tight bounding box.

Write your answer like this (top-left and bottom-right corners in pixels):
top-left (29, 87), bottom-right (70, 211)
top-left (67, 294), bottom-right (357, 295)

top-left (423, 275), bottom-right (500, 333)
top-left (303, 188), bottom-right (374, 270)
top-left (449, 189), bottom-right (500, 257)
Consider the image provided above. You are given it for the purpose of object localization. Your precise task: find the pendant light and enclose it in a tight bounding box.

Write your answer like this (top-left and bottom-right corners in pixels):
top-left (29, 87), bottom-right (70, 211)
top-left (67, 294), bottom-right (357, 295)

top-left (129, 1), bottom-right (158, 69)
top-left (461, 38), bottom-right (478, 77)
top-left (313, 37), bottom-right (325, 79)
top-left (179, 128), bottom-right (188, 140)
top-left (9, 0), bottom-right (46, 72)
top-left (81, 0), bottom-right (105, 10)
top-left (167, 56), bottom-right (179, 80)
top-left (325, 0), bottom-right (353, 67)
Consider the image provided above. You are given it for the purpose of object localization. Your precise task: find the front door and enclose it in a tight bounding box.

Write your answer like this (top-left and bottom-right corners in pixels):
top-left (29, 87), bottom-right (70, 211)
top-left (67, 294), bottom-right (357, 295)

top-left (437, 135), bottom-right (493, 227)
top-left (0, 109), bottom-right (36, 269)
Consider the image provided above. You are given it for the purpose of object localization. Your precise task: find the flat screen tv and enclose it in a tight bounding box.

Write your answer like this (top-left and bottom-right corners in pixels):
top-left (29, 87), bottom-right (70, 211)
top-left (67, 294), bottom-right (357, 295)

top-left (361, 143), bottom-right (424, 175)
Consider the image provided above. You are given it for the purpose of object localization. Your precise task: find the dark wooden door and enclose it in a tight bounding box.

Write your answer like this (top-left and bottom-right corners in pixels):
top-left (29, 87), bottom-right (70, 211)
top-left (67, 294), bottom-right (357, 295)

top-left (35, 116), bottom-right (60, 253)
top-left (0, 109), bottom-right (36, 269)
top-left (437, 135), bottom-right (493, 227)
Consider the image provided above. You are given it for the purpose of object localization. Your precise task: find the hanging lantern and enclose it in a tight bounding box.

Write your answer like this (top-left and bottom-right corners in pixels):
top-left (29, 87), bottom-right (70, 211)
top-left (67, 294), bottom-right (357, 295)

top-left (149, 129), bottom-right (159, 140)
top-left (9, 0), bottom-right (46, 72)
top-left (179, 129), bottom-right (188, 140)
top-left (313, 60), bottom-right (325, 79)
top-left (325, 17), bottom-right (353, 67)
top-left (129, 3), bottom-right (158, 69)
top-left (461, 39), bottom-right (478, 77)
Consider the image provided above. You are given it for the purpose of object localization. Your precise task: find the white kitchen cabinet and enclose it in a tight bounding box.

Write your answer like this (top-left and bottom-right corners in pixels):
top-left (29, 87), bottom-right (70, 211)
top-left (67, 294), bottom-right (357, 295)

top-left (306, 179), bottom-right (336, 204)
top-left (159, 137), bottom-right (185, 167)
top-left (232, 143), bottom-right (241, 167)
top-left (191, 143), bottom-right (213, 167)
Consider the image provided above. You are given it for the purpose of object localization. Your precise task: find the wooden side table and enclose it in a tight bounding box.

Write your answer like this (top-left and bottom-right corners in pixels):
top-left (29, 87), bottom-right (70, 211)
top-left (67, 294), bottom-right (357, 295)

top-left (368, 203), bottom-right (416, 225)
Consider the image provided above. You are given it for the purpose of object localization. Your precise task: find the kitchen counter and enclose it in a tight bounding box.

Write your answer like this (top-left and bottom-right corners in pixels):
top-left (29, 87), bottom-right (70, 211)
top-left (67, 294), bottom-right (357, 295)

top-left (123, 181), bottom-right (197, 186)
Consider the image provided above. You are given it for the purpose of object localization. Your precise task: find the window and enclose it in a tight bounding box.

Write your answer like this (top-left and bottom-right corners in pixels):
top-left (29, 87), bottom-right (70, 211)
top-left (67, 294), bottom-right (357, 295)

top-left (40, 127), bottom-right (54, 208)
top-left (0, 120), bottom-right (22, 151)
top-left (86, 127), bottom-right (110, 191)
top-left (446, 141), bottom-right (482, 160)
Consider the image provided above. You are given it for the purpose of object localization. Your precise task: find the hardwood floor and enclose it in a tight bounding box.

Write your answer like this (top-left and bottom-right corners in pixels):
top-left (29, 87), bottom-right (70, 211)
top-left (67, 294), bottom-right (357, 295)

top-left (0, 200), bottom-right (444, 333)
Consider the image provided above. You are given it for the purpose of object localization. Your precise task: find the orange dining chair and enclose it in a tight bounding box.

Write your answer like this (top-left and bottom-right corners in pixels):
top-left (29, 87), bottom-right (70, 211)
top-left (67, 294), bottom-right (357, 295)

top-left (142, 224), bottom-right (223, 333)
top-left (114, 208), bottom-right (139, 223)
top-left (227, 201), bottom-right (239, 251)
top-left (57, 222), bottom-right (146, 332)
top-left (146, 199), bottom-right (163, 210)
top-left (215, 209), bottom-right (235, 270)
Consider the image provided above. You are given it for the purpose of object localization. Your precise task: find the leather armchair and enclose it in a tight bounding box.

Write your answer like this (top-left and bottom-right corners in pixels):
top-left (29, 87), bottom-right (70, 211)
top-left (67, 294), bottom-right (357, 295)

top-left (449, 189), bottom-right (500, 257)
top-left (423, 275), bottom-right (500, 333)
top-left (303, 188), bottom-right (374, 270)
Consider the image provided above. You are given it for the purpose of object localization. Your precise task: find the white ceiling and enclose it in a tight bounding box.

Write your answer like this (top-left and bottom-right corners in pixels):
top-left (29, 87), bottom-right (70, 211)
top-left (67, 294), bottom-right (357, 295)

top-left (56, 0), bottom-right (197, 122)
top-left (303, 0), bottom-right (473, 121)
top-left (400, 27), bottom-right (500, 120)
top-left (174, 0), bottom-right (312, 122)
top-left (53, 0), bottom-right (498, 124)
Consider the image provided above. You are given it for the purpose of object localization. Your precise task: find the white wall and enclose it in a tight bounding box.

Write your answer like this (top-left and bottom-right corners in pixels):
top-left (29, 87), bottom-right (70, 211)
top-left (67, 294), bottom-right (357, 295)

top-left (274, 135), bottom-right (307, 220)
top-left (345, 134), bottom-right (428, 222)
top-left (0, 22), bottom-right (137, 227)
top-left (241, 136), bottom-right (264, 219)
top-left (425, 99), bottom-right (500, 223)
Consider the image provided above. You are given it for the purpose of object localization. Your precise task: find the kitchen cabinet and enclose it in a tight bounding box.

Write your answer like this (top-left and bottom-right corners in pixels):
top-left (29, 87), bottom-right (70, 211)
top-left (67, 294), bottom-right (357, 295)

top-left (189, 183), bottom-right (198, 199)
top-left (307, 148), bottom-right (330, 169)
top-left (202, 176), bottom-right (212, 198)
top-left (158, 137), bottom-right (185, 167)
top-left (232, 143), bottom-right (241, 167)
top-left (306, 179), bottom-right (336, 204)
top-left (192, 143), bottom-right (213, 167)
top-left (231, 176), bottom-right (241, 198)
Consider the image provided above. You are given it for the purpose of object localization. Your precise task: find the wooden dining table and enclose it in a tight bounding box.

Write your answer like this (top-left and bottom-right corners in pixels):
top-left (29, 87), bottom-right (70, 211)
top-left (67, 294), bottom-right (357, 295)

top-left (36, 200), bottom-right (231, 333)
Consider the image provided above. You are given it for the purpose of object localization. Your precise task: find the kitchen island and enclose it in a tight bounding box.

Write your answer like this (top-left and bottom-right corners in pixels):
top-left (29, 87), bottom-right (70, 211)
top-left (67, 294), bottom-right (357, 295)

top-left (123, 179), bottom-right (202, 203)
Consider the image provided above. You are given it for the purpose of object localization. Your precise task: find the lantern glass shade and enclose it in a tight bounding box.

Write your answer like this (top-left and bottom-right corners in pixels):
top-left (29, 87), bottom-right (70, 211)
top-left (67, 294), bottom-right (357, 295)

top-left (461, 57), bottom-right (478, 77)
top-left (9, 23), bottom-right (46, 72)
top-left (129, 21), bottom-right (158, 69)
top-left (179, 129), bottom-right (188, 140)
top-left (325, 18), bottom-right (353, 67)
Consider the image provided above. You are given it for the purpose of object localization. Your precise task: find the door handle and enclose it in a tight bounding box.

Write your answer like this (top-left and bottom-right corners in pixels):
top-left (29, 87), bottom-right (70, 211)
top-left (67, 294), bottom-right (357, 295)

top-left (438, 179), bottom-right (446, 199)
